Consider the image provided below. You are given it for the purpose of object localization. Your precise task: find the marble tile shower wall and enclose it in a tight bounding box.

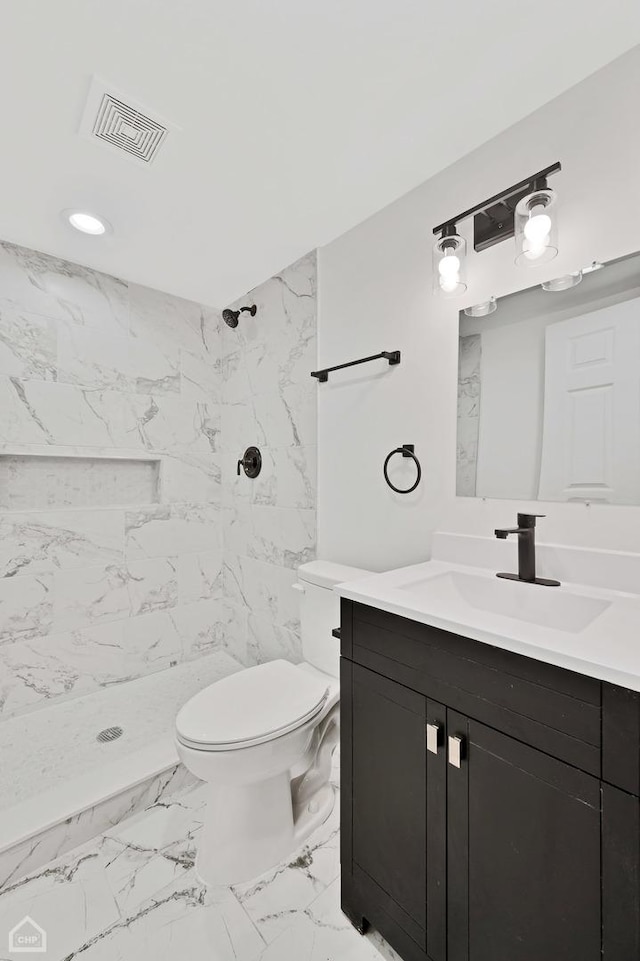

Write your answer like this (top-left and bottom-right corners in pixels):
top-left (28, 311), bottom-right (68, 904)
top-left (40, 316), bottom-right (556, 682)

top-left (220, 251), bottom-right (317, 666)
top-left (0, 240), bottom-right (226, 721)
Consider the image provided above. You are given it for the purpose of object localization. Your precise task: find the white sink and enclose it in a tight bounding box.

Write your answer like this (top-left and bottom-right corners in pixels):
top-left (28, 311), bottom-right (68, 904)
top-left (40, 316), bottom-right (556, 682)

top-left (398, 570), bottom-right (610, 633)
top-left (335, 534), bottom-right (640, 692)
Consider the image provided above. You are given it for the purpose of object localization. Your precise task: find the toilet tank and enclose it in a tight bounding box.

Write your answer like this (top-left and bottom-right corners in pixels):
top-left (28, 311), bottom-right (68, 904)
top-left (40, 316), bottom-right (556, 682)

top-left (297, 561), bottom-right (372, 678)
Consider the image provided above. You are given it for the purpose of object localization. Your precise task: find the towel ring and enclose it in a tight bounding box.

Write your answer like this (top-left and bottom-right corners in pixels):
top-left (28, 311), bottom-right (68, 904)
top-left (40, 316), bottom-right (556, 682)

top-left (383, 444), bottom-right (422, 494)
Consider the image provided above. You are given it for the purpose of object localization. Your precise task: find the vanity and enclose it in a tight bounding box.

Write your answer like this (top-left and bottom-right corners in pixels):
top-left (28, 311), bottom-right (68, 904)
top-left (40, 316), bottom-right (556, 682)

top-left (337, 533), bottom-right (640, 961)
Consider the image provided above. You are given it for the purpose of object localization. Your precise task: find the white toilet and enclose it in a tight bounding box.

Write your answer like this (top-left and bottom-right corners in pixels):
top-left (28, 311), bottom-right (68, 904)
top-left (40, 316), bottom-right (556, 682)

top-left (175, 560), bottom-right (370, 885)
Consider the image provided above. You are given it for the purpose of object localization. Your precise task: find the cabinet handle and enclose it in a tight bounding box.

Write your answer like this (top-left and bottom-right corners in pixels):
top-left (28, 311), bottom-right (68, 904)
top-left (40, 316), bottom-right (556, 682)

top-left (426, 722), bottom-right (441, 755)
top-left (448, 734), bottom-right (464, 768)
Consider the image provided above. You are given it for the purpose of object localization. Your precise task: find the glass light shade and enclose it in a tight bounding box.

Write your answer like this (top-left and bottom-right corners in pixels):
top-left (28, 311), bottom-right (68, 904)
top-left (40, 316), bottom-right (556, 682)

top-left (463, 297), bottom-right (497, 317)
top-left (514, 187), bottom-right (558, 267)
top-left (433, 232), bottom-right (467, 297)
top-left (542, 271), bottom-right (583, 292)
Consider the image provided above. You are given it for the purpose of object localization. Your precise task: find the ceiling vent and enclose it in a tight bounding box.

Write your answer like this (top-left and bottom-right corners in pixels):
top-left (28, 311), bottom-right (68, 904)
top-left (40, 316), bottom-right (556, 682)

top-left (79, 76), bottom-right (175, 164)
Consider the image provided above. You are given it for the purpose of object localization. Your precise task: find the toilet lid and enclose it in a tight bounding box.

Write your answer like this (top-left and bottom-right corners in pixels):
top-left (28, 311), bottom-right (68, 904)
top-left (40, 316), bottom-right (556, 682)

top-left (175, 660), bottom-right (329, 749)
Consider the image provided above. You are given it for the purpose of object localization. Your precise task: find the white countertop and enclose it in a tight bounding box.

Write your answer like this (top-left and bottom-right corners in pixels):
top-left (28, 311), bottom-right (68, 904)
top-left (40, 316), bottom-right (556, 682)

top-left (335, 535), bottom-right (640, 692)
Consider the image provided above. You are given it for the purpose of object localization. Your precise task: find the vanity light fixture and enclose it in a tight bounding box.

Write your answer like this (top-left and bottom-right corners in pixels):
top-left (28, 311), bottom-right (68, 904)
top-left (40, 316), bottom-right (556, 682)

top-left (542, 271), bottom-right (582, 292)
top-left (463, 297), bottom-right (497, 317)
top-left (433, 225), bottom-right (467, 297)
top-left (64, 210), bottom-right (111, 236)
top-left (514, 184), bottom-right (558, 267)
top-left (432, 162), bottom-right (561, 298)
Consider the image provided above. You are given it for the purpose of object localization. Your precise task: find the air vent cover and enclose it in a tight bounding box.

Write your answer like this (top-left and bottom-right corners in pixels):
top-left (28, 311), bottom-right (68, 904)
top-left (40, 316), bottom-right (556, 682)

top-left (80, 77), bottom-right (175, 164)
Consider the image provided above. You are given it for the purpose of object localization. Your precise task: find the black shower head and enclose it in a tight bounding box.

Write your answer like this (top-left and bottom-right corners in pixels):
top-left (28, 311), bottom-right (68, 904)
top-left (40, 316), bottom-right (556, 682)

top-left (222, 308), bottom-right (239, 328)
top-left (222, 305), bottom-right (257, 328)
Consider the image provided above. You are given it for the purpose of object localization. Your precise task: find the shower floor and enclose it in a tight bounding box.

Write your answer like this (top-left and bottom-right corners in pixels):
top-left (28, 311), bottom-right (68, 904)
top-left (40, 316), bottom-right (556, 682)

top-left (0, 652), bottom-right (242, 863)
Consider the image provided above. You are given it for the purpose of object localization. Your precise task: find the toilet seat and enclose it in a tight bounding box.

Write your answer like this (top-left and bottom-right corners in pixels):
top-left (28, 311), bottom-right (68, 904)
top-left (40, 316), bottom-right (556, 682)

top-left (175, 660), bottom-right (329, 752)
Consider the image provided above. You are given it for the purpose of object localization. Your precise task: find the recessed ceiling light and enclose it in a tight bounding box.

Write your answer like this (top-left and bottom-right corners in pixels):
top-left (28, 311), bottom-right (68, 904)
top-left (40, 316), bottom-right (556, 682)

top-left (63, 210), bottom-right (111, 236)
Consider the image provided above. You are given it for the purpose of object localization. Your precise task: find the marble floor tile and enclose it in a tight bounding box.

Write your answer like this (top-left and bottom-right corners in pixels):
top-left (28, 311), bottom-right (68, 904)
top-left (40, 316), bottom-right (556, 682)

top-left (101, 837), bottom-right (194, 916)
top-left (124, 878), bottom-right (266, 961)
top-left (0, 741), bottom-right (395, 961)
top-left (232, 797), bottom-right (340, 944)
top-left (0, 858), bottom-right (120, 961)
top-left (104, 794), bottom-right (205, 853)
top-left (257, 879), bottom-right (384, 961)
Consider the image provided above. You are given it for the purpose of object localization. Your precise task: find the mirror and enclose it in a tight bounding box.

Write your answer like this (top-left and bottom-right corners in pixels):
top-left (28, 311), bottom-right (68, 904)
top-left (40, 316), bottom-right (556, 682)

top-left (457, 250), bottom-right (640, 504)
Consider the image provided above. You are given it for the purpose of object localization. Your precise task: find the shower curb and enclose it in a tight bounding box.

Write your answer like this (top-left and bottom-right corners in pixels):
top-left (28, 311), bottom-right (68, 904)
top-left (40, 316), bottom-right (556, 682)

top-left (0, 759), bottom-right (196, 890)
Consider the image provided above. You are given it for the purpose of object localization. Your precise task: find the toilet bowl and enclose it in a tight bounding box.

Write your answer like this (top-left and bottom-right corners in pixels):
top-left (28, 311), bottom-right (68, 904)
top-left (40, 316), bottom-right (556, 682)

top-left (175, 560), bottom-right (370, 885)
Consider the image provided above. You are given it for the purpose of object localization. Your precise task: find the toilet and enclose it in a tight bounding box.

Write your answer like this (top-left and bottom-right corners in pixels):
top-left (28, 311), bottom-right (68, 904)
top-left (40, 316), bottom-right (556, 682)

top-left (175, 560), bottom-right (370, 885)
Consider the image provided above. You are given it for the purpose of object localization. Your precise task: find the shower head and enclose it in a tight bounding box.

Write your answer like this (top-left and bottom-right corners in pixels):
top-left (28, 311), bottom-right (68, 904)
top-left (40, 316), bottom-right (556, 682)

top-left (222, 305), bottom-right (257, 328)
top-left (222, 309), bottom-right (239, 328)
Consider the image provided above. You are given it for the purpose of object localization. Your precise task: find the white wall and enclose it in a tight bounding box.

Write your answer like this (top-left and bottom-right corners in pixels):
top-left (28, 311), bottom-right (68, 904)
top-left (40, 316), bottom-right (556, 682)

top-left (318, 46), bottom-right (640, 570)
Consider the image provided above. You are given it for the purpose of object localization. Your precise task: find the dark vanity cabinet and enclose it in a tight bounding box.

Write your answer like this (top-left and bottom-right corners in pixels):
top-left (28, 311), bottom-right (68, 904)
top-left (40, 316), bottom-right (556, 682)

top-left (340, 599), bottom-right (640, 961)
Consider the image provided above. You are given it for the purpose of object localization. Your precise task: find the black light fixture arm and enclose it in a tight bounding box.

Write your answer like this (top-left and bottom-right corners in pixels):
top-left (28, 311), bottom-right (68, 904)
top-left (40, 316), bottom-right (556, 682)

top-left (432, 161), bottom-right (561, 236)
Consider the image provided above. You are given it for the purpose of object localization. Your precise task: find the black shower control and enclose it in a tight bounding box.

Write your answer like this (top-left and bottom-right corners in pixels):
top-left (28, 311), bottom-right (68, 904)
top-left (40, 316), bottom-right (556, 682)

top-left (237, 446), bottom-right (262, 479)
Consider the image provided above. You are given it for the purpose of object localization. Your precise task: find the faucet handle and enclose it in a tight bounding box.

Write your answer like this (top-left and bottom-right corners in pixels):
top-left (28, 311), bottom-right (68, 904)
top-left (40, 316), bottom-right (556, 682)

top-left (517, 512), bottom-right (545, 527)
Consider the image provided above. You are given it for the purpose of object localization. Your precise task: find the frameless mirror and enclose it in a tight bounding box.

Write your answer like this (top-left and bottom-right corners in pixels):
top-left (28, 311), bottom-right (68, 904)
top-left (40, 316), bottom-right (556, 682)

top-left (457, 250), bottom-right (640, 504)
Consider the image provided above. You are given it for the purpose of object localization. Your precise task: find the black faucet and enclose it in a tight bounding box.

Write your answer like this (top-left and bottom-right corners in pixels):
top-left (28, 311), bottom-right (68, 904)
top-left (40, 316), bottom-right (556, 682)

top-left (494, 513), bottom-right (560, 587)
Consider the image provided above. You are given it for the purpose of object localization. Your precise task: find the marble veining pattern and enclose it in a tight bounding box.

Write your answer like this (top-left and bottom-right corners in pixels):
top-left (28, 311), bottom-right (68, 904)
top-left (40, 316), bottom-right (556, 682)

top-left (0, 240), bottom-right (228, 720)
top-left (0, 751), bottom-right (397, 961)
top-left (0, 305), bottom-right (56, 381)
top-left (0, 764), bottom-right (195, 895)
top-left (0, 242), bottom-right (130, 332)
top-left (457, 333), bottom-right (481, 498)
top-left (219, 251), bottom-right (318, 667)
top-left (0, 240), bottom-right (318, 717)
top-left (0, 507), bottom-right (126, 577)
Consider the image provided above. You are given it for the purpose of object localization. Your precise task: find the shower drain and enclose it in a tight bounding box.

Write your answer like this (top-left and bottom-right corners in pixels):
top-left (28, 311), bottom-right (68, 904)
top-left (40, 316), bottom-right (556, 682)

top-left (97, 726), bottom-right (123, 743)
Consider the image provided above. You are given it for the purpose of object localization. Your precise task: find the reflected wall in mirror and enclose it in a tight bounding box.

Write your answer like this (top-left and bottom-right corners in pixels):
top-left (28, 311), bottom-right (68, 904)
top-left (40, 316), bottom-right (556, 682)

top-left (457, 250), bottom-right (640, 504)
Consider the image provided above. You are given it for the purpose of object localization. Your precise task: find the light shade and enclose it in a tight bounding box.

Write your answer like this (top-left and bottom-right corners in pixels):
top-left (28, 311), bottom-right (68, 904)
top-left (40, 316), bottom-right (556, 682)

top-left (514, 187), bottom-right (558, 267)
top-left (65, 210), bottom-right (110, 235)
top-left (542, 271), bottom-right (582, 292)
top-left (433, 228), bottom-right (467, 297)
top-left (464, 297), bottom-right (497, 317)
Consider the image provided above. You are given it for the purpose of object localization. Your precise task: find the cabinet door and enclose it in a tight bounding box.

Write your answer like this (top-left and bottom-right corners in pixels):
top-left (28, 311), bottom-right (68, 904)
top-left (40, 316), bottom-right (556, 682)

top-left (349, 662), bottom-right (446, 958)
top-left (447, 711), bottom-right (601, 961)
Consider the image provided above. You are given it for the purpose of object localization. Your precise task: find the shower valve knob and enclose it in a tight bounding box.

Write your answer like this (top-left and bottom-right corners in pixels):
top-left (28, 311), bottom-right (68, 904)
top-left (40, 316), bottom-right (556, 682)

top-left (237, 446), bottom-right (262, 479)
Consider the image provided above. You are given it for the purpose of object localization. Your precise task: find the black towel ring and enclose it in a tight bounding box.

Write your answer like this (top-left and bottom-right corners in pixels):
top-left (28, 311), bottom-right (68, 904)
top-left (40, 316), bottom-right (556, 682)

top-left (383, 444), bottom-right (422, 494)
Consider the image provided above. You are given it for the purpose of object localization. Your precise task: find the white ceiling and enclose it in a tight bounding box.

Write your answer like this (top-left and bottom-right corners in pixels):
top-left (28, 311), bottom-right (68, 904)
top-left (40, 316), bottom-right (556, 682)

top-left (0, 2), bottom-right (638, 307)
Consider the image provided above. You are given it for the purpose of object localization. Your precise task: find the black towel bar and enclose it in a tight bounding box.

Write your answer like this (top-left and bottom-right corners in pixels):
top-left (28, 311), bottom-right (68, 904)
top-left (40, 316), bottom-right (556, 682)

top-left (311, 350), bottom-right (401, 383)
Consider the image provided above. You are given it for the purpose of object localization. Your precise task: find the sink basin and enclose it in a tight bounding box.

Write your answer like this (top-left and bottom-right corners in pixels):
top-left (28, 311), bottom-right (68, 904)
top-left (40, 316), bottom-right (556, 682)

top-left (398, 570), bottom-right (610, 633)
